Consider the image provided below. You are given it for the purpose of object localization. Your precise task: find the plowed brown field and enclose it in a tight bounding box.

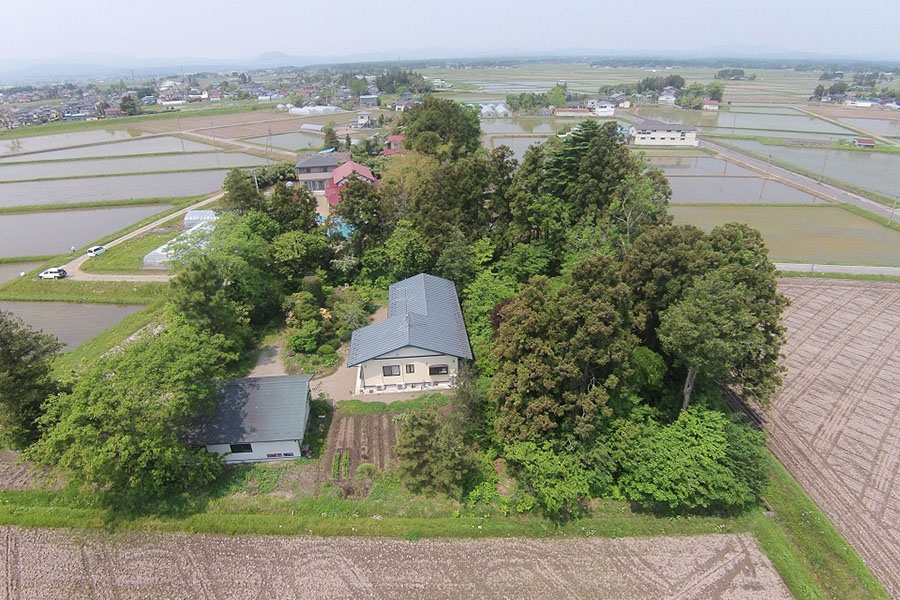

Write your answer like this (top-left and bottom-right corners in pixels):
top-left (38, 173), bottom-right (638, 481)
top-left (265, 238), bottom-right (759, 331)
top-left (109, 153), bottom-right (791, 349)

top-left (769, 279), bottom-right (900, 597)
top-left (0, 526), bottom-right (789, 599)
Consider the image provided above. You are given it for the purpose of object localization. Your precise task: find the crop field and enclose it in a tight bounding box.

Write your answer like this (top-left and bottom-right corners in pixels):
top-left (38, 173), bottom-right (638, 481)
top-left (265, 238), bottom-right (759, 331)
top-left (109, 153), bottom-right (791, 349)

top-left (767, 279), bottom-right (900, 598)
top-left (424, 64), bottom-right (825, 103)
top-left (325, 412), bottom-right (400, 480)
top-left (0, 526), bottom-right (789, 599)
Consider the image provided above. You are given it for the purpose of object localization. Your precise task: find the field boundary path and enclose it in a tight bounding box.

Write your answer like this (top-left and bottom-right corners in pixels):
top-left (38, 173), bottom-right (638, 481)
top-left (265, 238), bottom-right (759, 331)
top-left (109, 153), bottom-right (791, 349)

top-left (61, 191), bottom-right (224, 282)
top-left (0, 526), bottom-right (790, 599)
top-left (775, 263), bottom-right (900, 277)
top-left (764, 278), bottom-right (900, 596)
top-left (702, 139), bottom-right (898, 221)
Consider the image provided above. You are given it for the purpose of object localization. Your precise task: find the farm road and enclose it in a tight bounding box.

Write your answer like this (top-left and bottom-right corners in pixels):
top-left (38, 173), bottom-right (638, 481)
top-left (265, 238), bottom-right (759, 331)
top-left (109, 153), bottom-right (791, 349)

top-left (766, 278), bottom-right (900, 596)
top-left (0, 527), bottom-right (789, 599)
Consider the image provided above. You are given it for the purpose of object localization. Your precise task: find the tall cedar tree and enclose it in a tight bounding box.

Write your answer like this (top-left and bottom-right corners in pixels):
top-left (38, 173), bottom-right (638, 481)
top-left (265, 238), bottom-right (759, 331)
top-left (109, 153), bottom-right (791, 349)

top-left (266, 182), bottom-right (318, 232)
top-left (220, 169), bottom-right (263, 213)
top-left (490, 255), bottom-right (637, 445)
top-left (400, 96), bottom-right (481, 160)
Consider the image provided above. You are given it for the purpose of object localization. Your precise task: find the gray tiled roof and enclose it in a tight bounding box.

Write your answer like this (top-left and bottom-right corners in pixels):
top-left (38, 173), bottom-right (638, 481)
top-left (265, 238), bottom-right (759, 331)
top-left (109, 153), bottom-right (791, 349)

top-left (295, 154), bottom-right (339, 169)
top-left (632, 119), bottom-right (697, 132)
top-left (347, 273), bottom-right (473, 366)
top-left (189, 375), bottom-right (312, 445)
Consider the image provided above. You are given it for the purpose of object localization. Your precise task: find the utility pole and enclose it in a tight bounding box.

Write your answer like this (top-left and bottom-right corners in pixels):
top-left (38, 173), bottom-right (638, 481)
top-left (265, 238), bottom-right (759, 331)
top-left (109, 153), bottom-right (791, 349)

top-left (818, 148), bottom-right (829, 183)
top-left (890, 194), bottom-right (899, 226)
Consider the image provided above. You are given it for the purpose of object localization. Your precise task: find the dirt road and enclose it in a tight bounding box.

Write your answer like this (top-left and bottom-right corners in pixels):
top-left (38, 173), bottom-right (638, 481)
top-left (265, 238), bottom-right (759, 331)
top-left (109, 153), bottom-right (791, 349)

top-left (0, 526), bottom-right (789, 599)
top-left (768, 278), bottom-right (900, 597)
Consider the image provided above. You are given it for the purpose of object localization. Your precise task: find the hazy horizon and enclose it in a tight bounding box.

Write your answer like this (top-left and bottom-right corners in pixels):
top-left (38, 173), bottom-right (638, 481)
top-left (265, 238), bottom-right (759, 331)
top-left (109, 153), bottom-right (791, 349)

top-left (3, 0), bottom-right (899, 65)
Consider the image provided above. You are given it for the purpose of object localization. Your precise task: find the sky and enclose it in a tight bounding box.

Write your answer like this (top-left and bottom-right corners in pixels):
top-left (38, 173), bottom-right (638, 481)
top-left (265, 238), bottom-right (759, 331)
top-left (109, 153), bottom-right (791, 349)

top-left (2, 0), bottom-right (899, 63)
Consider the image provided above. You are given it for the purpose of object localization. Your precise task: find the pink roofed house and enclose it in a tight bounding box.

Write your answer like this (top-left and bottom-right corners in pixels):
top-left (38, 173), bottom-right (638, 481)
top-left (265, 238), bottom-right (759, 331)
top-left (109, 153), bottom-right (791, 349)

top-left (325, 160), bottom-right (380, 206)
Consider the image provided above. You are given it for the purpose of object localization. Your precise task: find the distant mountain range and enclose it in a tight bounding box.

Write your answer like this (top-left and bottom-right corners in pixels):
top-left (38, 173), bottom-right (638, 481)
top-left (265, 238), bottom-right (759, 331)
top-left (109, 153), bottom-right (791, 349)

top-left (1, 46), bottom-right (897, 85)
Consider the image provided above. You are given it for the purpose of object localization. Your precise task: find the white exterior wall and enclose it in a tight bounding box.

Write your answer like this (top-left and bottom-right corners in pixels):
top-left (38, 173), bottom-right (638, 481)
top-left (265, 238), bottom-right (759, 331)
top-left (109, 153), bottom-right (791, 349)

top-left (355, 350), bottom-right (460, 394)
top-left (594, 104), bottom-right (615, 116)
top-left (206, 439), bottom-right (301, 464)
top-left (629, 126), bottom-right (699, 147)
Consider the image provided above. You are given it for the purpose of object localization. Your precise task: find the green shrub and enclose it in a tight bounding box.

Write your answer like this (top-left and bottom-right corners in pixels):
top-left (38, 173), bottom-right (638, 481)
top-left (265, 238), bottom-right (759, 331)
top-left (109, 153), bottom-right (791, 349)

top-left (316, 344), bottom-right (337, 356)
top-left (356, 462), bottom-right (377, 479)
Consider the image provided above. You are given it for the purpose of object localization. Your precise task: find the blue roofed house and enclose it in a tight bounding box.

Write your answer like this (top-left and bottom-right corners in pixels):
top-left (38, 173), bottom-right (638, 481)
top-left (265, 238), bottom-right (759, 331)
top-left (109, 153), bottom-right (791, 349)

top-left (347, 273), bottom-right (473, 395)
top-left (189, 374), bottom-right (313, 463)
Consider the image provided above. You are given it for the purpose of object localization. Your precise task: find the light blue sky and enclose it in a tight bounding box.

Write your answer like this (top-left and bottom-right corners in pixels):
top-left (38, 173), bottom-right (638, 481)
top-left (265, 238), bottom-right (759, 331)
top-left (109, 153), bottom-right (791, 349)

top-left (3, 0), bottom-right (899, 62)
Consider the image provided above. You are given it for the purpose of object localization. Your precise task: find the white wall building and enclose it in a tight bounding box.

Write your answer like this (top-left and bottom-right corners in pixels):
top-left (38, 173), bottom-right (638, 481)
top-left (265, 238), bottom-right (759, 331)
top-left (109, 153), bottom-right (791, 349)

top-left (629, 119), bottom-right (699, 147)
top-left (347, 274), bottom-right (473, 395)
top-left (191, 375), bottom-right (312, 464)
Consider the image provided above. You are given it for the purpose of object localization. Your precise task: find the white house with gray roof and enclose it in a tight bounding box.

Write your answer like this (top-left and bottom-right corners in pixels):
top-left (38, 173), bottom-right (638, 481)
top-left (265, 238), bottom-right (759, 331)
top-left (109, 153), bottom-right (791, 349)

top-left (347, 273), bottom-right (473, 395)
top-left (190, 375), bottom-right (312, 463)
top-left (628, 119), bottom-right (699, 147)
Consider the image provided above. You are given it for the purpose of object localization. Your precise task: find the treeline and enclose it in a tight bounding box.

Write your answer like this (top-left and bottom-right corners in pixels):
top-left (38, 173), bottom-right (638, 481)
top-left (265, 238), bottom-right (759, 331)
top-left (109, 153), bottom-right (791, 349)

top-left (505, 84), bottom-right (568, 111)
top-left (376, 69), bottom-right (432, 94)
top-left (598, 74), bottom-right (685, 96)
top-left (715, 68), bottom-right (754, 80)
top-left (676, 81), bottom-right (725, 107)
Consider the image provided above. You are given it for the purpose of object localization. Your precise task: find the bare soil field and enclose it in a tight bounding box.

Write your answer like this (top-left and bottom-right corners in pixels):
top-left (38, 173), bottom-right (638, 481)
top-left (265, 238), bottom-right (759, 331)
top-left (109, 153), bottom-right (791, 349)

top-left (325, 412), bottom-right (400, 479)
top-left (0, 451), bottom-right (57, 491)
top-left (134, 110), bottom-right (297, 136)
top-left (0, 526), bottom-right (789, 599)
top-left (767, 279), bottom-right (900, 597)
top-left (806, 106), bottom-right (900, 121)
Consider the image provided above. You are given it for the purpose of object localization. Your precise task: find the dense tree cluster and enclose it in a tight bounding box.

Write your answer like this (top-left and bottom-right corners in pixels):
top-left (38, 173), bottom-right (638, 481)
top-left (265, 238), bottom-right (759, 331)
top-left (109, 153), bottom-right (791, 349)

top-left (676, 82), bottom-right (725, 108)
top-left (375, 69), bottom-right (432, 94)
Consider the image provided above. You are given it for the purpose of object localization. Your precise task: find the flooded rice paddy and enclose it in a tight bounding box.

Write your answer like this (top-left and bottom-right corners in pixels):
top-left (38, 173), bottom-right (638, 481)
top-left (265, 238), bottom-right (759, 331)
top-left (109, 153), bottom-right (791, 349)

top-left (486, 135), bottom-right (549, 159)
top-left (0, 129), bottom-right (145, 156)
top-left (669, 177), bottom-right (820, 204)
top-left (0, 301), bottom-right (143, 350)
top-left (0, 204), bottom-right (171, 257)
top-left (647, 156), bottom-right (756, 176)
top-left (672, 205), bottom-right (900, 265)
top-left (0, 170), bottom-right (228, 207)
top-left (0, 153), bottom-right (266, 181)
top-left (636, 107), bottom-right (855, 135)
top-left (245, 131), bottom-right (325, 150)
top-left (834, 117), bottom-right (900, 138)
top-left (0, 136), bottom-right (218, 162)
top-left (0, 263), bottom-right (42, 285)
top-left (728, 139), bottom-right (900, 199)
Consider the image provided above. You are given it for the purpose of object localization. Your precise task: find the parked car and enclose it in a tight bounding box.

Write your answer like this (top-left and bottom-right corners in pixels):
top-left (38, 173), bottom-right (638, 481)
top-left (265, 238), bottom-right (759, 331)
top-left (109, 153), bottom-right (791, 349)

top-left (87, 245), bottom-right (106, 257)
top-left (38, 267), bottom-right (68, 280)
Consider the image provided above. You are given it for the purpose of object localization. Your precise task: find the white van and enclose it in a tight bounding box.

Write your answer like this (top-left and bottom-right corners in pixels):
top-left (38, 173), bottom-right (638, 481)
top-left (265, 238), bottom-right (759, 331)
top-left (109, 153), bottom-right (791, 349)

top-left (38, 267), bottom-right (68, 280)
top-left (87, 245), bottom-right (106, 257)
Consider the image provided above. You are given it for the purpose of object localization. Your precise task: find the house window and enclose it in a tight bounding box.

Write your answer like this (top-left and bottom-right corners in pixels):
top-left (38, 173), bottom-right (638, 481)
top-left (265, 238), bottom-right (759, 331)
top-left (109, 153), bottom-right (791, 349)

top-left (230, 443), bottom-right (252, 453)
top-left (383, 365), bottom-right (400, 376)
top-left (429, 365), bottom-right (449, 376)
top-left (406, 364), bottom-right (415, 374)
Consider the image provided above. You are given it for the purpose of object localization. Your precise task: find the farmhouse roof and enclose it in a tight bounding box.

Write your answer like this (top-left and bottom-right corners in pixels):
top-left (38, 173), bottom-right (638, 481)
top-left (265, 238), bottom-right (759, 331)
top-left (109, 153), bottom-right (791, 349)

top-left (347, 273), bottom-right (473, 366)
top-left (855, 138), bottom-right (876, 145)
top-left (632, 119), bottom-right (697, 132)
top-left (189, 375), bottom-right (312, 445)
top-left (295, 154), bottom-right (339, 169)
top-left (333, 160), bottom-right (376, 184)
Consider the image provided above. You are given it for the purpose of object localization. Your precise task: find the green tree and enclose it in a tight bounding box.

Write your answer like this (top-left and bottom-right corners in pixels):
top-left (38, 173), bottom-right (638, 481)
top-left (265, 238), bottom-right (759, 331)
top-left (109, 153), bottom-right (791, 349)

top-left (119, 95), bottom-right (139, 116)
top-left (461, 270), bottom-right (517, 373)
top-left (266, 182), bottom-right (318, 232)
top-left (348, 77), bottom-right (368, 97)
top-left (0, 312), bottom-right (62, 449)
top-left (221, 169), bottom-right (263, 214)
top-left (30, 320), bottom-right (235, 507)
top-left (382, 219), bottom-right (432, 282)
top-left (546, 84), bottom-right (567, 107)
top-left (617, 407), bottom-right (766, 510)
top-left (658, 268), bottom-right (769, 411)
top-left (490, 256), bottom-right (637, 445)
top-left (332, 177), bottom-right (388, 256)
top-left (433, 231), bottom-right (476, 290)
top-left (272, 229), bottom-right (330, 285)
top-left (401, 96), bottom-right (481, 160)
top-left (505, 441), bottom-right (594, 518)
top-left (169, 256), bottom-right (251, 346)
top-left (396, 408), bottom-right (475, 498)
top-left (322, 125), bottom-right (340, 150)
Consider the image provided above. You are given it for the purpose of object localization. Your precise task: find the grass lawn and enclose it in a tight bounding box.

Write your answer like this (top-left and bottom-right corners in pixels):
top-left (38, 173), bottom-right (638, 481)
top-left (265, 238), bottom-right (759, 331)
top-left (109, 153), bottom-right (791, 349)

top-left (0, 277), bottom-right (167, 304)
top-left (80, 226), bottom-right (181, 274)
